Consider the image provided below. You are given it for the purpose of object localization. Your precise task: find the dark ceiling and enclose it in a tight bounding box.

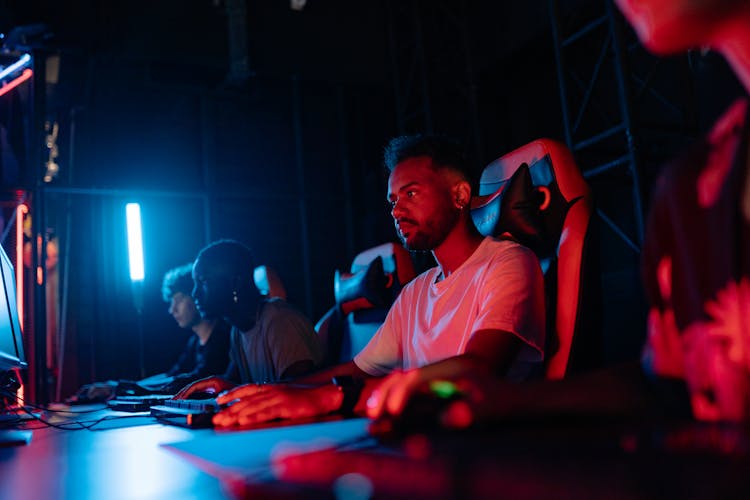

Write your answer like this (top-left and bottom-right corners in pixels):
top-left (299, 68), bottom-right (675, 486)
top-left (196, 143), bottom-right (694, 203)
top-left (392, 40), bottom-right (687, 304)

top-left (1, 0), bottom-right (552, 85)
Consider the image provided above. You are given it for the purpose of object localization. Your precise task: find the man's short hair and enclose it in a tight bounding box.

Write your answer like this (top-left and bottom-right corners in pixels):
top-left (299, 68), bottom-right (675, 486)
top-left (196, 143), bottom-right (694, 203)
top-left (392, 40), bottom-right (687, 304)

top-left (196, 239), bottom-right (255, 279)
top-left (383, 134), bottom-right (474, 184)
top-left (161, 263), bottom-right (195, 302)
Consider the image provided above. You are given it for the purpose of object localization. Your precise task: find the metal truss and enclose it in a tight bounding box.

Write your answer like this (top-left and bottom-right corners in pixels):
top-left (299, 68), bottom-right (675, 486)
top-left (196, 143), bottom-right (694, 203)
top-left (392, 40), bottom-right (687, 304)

top-left (548, 0), bottom-right (698, 254)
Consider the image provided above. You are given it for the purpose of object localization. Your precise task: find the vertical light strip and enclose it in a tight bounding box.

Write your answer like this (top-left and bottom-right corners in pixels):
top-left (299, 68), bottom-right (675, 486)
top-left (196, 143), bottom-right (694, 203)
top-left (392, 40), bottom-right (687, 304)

top-left (15, 203), bottom-right (27, 329)
top-left (126, 203), bottom-right (145, 282)
top-left (36, 235), bottom-right (43, 285)
top-left (14, 203), bottom-right (24, 404)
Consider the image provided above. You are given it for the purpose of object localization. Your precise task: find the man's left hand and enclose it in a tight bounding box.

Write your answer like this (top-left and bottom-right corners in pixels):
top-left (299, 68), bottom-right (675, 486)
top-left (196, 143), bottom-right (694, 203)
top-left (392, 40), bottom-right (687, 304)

top-left (212, 383), bottom-right (344, 428)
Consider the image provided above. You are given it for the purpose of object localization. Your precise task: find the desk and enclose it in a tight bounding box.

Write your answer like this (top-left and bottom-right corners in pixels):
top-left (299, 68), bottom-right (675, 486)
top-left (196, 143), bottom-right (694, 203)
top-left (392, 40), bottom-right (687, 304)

top-left (0, 409), bottom-right (227, 500)
top-left (3, 408), bottom-right (750, 499)
top-left (0, 407), bottom-right (371, 500)
top-left (239, 418), bottom-right (750, 499)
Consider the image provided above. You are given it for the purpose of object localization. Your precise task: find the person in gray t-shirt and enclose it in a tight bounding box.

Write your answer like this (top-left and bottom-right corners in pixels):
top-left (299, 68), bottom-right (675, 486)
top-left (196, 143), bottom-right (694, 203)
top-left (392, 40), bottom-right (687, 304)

top-left (175, 239), bottom-right (321, 398)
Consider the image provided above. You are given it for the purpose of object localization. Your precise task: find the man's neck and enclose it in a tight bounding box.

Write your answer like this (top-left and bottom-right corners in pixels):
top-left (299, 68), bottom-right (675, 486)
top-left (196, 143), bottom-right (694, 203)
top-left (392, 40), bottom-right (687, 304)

top-left (432, 220), bottom-right (485, 278)
top-left (230, 297), bottom-right (262, 332)
top-left (192, 320), bottom-right (215, 345)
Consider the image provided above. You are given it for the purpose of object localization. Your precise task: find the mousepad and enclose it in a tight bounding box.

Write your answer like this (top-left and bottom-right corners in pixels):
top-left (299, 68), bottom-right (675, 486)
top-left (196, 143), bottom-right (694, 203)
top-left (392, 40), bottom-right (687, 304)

top-left (161, 417), bottom-right (372, 480)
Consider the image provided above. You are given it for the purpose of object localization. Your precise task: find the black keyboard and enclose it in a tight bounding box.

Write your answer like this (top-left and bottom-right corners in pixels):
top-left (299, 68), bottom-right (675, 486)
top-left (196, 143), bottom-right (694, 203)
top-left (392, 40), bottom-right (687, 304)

top-left (150, 398), bottom-right (220, 428)
top-left (106, 394), bottom-right (174, 412)
top-left (159, 398), bottom-right (219, 412)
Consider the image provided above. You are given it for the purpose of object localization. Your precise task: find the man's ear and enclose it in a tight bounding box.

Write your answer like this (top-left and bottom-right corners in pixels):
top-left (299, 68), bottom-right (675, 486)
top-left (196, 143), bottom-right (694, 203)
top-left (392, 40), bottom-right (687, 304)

top-left (453, 180), bottom-right (472, 209)
top-left (231, 274), bottom-right (244, 294)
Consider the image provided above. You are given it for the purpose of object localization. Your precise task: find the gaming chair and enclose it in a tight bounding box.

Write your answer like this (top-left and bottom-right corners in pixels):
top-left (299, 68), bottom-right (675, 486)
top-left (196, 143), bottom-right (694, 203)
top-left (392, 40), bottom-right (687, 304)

top-left (315, 243), bottom-right (416, 366)
top-left (471, 138), bottom-right (600, 379)
top-left (254, 265), bottom-right (287, 300)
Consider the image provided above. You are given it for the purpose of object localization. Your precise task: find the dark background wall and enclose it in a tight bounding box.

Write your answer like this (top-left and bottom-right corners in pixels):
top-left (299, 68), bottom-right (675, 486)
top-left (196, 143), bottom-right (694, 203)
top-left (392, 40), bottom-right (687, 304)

top-left (0, 0), bottom-right (744, 397)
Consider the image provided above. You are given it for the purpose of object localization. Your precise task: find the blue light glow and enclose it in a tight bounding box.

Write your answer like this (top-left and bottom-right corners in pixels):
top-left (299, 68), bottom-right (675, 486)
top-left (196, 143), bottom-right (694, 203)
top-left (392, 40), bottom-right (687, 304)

top-left (126, 203), bottom-right (145, 282)
top-left (0, 53), bottom-right (31, 81)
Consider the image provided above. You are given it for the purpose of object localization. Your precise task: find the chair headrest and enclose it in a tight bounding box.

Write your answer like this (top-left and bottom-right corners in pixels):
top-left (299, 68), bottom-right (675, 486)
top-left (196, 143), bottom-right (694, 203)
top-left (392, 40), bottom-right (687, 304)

top-left (335, 243), bottom-right (416, 316)
top-left (253, 265), bottom-right (287, 300)
top-left (471, 162), bottom-right (547, 254)
top-left (349, 242), bottom-right (415, 287)
top-left (471, 138), bottom-right (591, 260)
top-left (478, 138), bottom-right (589, 201)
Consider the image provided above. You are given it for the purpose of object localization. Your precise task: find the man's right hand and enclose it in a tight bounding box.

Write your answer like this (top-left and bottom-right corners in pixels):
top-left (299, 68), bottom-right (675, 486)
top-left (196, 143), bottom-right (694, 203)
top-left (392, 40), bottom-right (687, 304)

top-left (173, 376), bottom-right (234, 399)
top-left (67, 381), bottom-right (117, 403)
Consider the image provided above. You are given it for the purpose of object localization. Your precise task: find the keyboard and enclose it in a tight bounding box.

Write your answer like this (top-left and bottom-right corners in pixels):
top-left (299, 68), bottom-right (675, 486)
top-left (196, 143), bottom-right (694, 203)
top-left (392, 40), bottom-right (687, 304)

top-left (150, 398), bottom-right (220, 428)
top-left (157, 398), bottom-right (220, 412)
top-left (106, 394), bottom-right (174, 412)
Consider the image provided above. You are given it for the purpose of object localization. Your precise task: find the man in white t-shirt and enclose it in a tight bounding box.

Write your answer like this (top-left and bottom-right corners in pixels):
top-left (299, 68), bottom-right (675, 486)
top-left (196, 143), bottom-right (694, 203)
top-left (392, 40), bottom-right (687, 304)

top-left (354, 237), bottom-right (543, 381)
top-left (210, 135), bottom-right (545, 428)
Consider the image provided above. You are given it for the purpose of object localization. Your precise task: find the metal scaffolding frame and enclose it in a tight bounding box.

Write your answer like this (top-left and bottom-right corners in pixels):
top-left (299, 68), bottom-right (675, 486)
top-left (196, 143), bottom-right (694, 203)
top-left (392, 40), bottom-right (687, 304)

top-left (548, 0), bottom-right (698, 255)
top-left (549, 0), bottom-right (644, 252)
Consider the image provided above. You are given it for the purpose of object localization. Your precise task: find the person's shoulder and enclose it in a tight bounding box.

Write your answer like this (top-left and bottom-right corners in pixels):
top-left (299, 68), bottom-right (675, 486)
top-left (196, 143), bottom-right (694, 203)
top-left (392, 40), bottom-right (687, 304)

top-left (260, 297), bottom-right (313, 325)
top-left (470, 238), bottom-right (540, 281)
top-left (261, 297), bottom-right (300, 316)
top-left (482, 237), bottom-right (537, 263)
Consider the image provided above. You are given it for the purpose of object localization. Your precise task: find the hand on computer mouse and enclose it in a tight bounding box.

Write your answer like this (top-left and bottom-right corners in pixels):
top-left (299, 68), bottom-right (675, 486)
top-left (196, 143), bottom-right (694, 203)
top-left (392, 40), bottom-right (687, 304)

top-left (367, 372), bottom-right (468, 439)
top-left (66, 381), bottom-right (117, 404)
top-left (188, 390), bottom-right (217, 400)
top-left (368, 390), bottom-right (468, 439)
top-left (174, 376), bottom-right (235, 400)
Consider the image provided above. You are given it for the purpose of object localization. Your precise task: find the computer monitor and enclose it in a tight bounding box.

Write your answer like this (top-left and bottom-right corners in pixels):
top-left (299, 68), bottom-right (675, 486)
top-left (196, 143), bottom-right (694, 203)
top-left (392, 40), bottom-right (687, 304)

top-left (0, 243), bottom-right (25, 372)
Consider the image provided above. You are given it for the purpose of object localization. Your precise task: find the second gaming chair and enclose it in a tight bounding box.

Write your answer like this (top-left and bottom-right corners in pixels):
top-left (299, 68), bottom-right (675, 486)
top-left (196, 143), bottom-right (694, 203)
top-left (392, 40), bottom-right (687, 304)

top-left (254, 265), bottom-right (287, 300)
top-left (315, 243), bottom-right (416, 367)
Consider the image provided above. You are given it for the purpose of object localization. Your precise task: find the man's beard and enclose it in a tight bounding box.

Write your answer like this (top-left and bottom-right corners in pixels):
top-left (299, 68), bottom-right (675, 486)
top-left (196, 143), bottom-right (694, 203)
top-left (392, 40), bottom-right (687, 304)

top-left (398, 206), bottom-right (460, 251)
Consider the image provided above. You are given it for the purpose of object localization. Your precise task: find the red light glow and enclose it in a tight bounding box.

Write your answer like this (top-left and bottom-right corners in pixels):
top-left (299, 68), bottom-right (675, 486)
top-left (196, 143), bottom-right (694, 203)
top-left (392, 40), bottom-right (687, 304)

top-left (0, 69), bottom-right (32, 97)
top-left (15, 204), bottom-right (27, 329)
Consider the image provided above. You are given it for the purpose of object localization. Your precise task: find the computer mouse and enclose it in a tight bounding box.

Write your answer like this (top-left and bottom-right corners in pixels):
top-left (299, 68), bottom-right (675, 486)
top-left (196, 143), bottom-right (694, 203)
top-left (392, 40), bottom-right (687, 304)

top-left (188, 390), bottom-right (216, 400)
top-left (368, 388), bottom-right (462, 441)
top-left (65, 384), bottom-right (114, 404)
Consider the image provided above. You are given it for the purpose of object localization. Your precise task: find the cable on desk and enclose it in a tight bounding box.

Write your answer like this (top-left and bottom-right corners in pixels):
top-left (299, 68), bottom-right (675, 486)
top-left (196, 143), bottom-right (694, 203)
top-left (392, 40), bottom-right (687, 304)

top-left (0, 389), bottom-right (150, 431)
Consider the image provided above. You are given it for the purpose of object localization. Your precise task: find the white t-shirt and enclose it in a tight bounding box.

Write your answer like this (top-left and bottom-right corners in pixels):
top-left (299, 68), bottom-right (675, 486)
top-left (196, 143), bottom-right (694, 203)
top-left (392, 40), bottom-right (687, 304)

top-left (354, 237), bottom-right (545, 381)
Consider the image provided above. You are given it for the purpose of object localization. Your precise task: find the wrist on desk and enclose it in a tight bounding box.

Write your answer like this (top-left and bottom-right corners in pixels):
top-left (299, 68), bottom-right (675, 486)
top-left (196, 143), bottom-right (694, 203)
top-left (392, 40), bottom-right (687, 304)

top-left (298, 383), bottom-right (345, 415)
top-left (332, 376), bottom-right (365, 416)
top-left (322, 383), bottom-right (346, 414)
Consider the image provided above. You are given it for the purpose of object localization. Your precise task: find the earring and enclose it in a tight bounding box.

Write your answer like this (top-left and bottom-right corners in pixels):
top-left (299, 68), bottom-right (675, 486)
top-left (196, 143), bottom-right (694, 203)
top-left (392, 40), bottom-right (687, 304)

top-left (232, 290), bottom-right (238, 304)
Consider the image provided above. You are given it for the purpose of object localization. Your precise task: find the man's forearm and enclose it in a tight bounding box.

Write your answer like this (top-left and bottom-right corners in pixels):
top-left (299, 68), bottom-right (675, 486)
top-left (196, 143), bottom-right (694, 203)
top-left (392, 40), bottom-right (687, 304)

top-left (413, 353), bottom-right (493, 382)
